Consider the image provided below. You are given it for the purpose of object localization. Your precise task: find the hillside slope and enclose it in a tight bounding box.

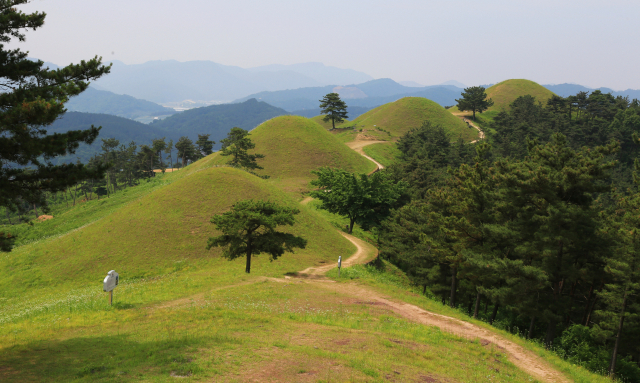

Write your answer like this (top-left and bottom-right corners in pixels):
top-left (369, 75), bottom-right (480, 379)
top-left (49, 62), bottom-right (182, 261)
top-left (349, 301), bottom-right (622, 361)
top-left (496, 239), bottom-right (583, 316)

top-left (0, 166), bottom-right (354, 297)
top-left (209, 116), bottom-right (376, 193)
top-left (485, 79), bottom-right (556, 111)
top-left (351, 97), bottom-right (478, 141)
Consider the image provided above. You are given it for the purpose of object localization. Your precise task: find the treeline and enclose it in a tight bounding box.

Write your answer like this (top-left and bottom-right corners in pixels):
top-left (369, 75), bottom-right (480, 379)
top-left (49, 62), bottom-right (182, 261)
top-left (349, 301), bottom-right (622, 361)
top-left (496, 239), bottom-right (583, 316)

top-left (1, 134), bottom-right (214, 224)
top-left (382, 92), bottom-right (640, 381)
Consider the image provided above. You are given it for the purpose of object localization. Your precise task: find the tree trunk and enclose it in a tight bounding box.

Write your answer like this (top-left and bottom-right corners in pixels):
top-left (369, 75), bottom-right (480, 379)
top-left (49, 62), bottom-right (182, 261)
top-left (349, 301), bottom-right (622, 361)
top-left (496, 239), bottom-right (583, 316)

top-left (527, 316), bottom-right (536, 339)
top-left (473, 291), bottom-right (482, 319)
top-left (72, 184), bottom-right (77, 206)
top-left (332, 117), bottom-right (335, 130)
top-left (423, 284), bottom-right (427, 296)
top-left (472, 109), bottom-right (476, 121)
top-left (489, 303), bottom-right (499, 325)
top-left (544, 320), bottom-right (557, 349)
top-left (348, 218), bottom-right (355, 234)
top-left (449, 267), bottom-right (457, 308)
top-left (581, 283), bottom-right (594, 325)
top-left (33, 203), bottom-right (38, 219)
top-left (609, 285), bottom-right (629, 379)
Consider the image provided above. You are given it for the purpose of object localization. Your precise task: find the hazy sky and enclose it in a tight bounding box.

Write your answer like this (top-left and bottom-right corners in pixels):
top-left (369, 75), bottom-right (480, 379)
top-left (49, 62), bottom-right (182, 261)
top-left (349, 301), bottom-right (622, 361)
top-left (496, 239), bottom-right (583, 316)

top-left (10, 0), bottom-right (640, 90)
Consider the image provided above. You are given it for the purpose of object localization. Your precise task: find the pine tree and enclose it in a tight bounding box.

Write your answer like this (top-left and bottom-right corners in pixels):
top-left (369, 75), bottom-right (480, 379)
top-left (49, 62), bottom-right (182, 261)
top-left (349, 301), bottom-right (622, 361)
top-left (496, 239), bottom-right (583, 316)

top-left (220, 127), bottom-right (264, 170)
top-left (455, 86), bottom-right (494, 121)
top-left (319, 93), bottom-right (348, 130)
top-left (0, 1), bottom-right (111, 251)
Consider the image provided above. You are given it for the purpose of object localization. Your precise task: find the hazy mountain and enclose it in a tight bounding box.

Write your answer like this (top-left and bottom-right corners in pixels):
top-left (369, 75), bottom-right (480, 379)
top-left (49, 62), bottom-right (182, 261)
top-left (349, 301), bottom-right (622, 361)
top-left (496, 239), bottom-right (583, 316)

top-left (87, 60), bottom-right (375, 104)
top-left (543, 83), bottom-right (640, 100)
top-left (46, 112), bottom-right (179, 164)
top-left (65, 87), bottom-right (177, 121)
top-left (150, 99), bottom-right (289, 149)
top-left (440, 80), bottom-right (466, 88)
top-left (399, 81), bottom-right (424, 87)
top-left (235, 78), bottom-right (464, 111)
top-left (248, 62), bottom-right (373, 86)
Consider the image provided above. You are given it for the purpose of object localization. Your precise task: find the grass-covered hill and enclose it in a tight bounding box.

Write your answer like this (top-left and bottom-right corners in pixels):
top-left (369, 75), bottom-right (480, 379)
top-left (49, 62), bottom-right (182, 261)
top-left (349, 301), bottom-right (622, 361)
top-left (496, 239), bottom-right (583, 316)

top-left (350, 97), bottom-right (478, 141)
top-left (0, 166), bottom-right (353, 298)
top-left (151, 98), bottom-right (288, 148)
top-left (65, 87), bottom-right (177, 122)
top-left (310, 115), bottom-right (351, 129)
top-left (210, 116), bottom-right (376, 194)
top-left (485, 79), bottom-right (556, 111)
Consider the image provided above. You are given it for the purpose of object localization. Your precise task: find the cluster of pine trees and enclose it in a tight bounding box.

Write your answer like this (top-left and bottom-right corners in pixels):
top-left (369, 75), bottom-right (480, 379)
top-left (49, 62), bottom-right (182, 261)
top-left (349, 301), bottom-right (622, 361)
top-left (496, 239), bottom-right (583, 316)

top-left (383, 92), bottom-right (640, 380)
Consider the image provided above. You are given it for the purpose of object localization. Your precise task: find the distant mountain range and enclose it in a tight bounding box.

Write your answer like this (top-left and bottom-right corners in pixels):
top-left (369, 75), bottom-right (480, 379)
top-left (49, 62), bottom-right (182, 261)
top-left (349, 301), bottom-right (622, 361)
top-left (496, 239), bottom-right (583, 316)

top-left (89, 60), bottom-right (374, 103)
top-left (65, 87), bottom-right (177, 122)
top-left (234, 78), bottom-right (465, 111)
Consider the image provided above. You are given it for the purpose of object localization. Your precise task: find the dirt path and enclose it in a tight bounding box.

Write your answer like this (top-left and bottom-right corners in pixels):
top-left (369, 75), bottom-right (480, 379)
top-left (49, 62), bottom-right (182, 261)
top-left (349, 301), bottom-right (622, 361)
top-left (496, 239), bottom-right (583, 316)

top-left (298, 232), bottom-right (377, 276)
top-left (345, 140), bottom-right (387, 171)
top-left (299, 234), bottom-right (571, 383)
top-left (450, 111), bottom-right (485, 143)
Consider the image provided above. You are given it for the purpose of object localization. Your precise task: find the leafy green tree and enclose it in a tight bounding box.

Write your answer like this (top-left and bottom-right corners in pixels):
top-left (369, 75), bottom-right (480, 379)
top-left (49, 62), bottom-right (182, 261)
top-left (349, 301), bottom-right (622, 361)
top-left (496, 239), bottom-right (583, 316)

top-left (175, 136), bottom-right (197, 168)
top-left (456, 86), bottom-right (494, 121)
top-left (310, 168), bottom-right (406, 234)
top-left (206, 200), bottom-right (307, 273)
top-left (164, 139), bottom-right (174, 170)
top-left (152, 137), bottom-right (167, 171)
top-left (0, 1), bottom-right (111, 251)
top-left (319, 93), bottom-right (348, 129)
top-left (220, 127), bottom-right (264, 170)
top-left (196, 134), bottom-right (215, 157)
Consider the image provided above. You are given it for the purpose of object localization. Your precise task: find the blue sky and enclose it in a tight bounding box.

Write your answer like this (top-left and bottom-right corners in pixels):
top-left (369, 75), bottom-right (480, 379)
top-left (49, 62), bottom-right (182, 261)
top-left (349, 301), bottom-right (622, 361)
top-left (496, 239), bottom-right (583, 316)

top-left (11, 0), bottom-right (640, 89)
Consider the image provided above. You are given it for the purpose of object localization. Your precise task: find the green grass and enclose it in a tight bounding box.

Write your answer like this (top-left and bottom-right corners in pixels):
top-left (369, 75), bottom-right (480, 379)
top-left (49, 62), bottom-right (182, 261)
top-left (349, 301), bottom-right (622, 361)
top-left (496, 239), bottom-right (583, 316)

top-left (351, 97), bottom-right (478, 142)
top-left (362, 142), bottom-right (401, 167)
top-left (450, 79), bottom-right (556, 115)
top-left (208, 116), bottom-right (376, 195)
top-left (310, 115), bottom-right (351, 130)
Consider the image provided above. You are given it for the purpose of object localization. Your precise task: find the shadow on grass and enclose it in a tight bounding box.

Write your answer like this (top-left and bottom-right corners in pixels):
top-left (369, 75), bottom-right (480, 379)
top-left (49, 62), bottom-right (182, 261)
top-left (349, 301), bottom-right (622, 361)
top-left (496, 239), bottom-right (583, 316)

top-left (0, 333), bottom-right (218, 382)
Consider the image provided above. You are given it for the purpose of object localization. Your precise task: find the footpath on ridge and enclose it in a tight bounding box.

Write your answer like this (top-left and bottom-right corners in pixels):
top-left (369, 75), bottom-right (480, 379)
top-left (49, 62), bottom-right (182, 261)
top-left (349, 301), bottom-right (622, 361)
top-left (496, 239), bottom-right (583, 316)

top-left (292, 137), bottom-right (572, 383)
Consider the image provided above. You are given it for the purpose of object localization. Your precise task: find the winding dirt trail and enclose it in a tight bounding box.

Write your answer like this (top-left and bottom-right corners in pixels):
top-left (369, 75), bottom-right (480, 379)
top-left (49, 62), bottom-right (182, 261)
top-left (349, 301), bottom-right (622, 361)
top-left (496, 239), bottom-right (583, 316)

top-left (450, 111), bottom-right (485, 143)
top-left (297, 139), bottom-right (571, 383)
top-left (302, 233), bottom-right (570, 383)
top-left (345, 140), bottom-right (387, 172)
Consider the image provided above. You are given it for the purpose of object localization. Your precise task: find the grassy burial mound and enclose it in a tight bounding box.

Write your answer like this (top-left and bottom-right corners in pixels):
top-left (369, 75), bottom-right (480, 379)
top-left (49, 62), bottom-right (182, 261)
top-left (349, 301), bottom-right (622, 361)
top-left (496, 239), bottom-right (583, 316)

top-left (0, 167), bottom-right (355, 299)
top-left (310, 114), bottom-right (351, 129)
top-left (351, 97), bottom-right (478, 142)
top-left (212, 116), bottom-right (376, 194)
top-left (484, 79), bottom-right (556, 112)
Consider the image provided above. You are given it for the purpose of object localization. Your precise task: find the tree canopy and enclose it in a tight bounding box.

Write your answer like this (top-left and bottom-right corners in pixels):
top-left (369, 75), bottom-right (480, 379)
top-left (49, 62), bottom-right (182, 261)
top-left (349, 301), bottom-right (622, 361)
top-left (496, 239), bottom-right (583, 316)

top-left (0, 0), bottom-right (111, 252)
top-left (220, 127), bottom-right (264, 170)
top-left (206, 200), bottom-right (307, 273)
top-left (310, 167), bottom-right (406, 233)
top-left (455, 86), bottom-right (494, 121)
top-left (319, 93), bottom-right (348, 129)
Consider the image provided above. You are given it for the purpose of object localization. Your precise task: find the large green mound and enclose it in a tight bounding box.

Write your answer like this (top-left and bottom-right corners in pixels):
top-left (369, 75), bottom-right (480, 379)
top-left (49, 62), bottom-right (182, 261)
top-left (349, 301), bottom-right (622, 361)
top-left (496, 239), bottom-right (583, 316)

top-left (485, 79), bottom-right (556, 111)
top-left (310, 115), bottom-right (350, 129)
top-left (351, 97), bottom-right (478, 142)
top-left (211, 116), bottom-right (376, 194)
top-left (0, 167), bottom-right (354, 297)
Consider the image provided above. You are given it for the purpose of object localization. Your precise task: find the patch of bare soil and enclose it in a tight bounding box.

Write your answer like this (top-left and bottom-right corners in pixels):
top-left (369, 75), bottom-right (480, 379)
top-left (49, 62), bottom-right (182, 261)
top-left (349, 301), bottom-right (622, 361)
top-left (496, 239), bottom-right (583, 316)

top-left (298, 232), bottom-right (376, 277)
top-left (37, 215), bottom-right (53, 221)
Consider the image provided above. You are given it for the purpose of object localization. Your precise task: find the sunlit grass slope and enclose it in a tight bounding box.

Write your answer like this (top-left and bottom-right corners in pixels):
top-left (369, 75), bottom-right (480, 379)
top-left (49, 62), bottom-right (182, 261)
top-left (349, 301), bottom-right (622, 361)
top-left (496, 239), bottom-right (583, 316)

top-left (351, 97), bottom-right (478, 142)
top-left (362, 142), bottom-right (401, 167)
top-left (211, 116), bottom-right (376, 195)
top-left (310, 115), bottom-right (351, 129)
top-left (485, 79), bottom-right (556, 111)
top-left (0, 166), bottom-right (355, 300)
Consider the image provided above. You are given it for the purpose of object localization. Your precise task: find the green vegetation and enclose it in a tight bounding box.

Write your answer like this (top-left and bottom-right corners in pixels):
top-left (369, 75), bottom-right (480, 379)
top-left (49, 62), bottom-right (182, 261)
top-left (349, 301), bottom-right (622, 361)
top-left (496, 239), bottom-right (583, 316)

top-left (310, 114), bottom-right (351, 129)
top-left (362, 142), bottom-right (401, 167)
top-left (351, 97), bottom-right (478, 142)
top-left (207, 200), bottom-right (307, 273)
top-left (310, 167), bottom-right (406, 233)
top-left (211, 116), bottom-right (376, 194)
top-left (319, 92), bottom-right (349, 130)
top-left (219, 127), bottom-right (265, 171)
top-left (455, 86), bottom-right (494, 121)
top-left (485, 79), bottom-right (556, 112)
